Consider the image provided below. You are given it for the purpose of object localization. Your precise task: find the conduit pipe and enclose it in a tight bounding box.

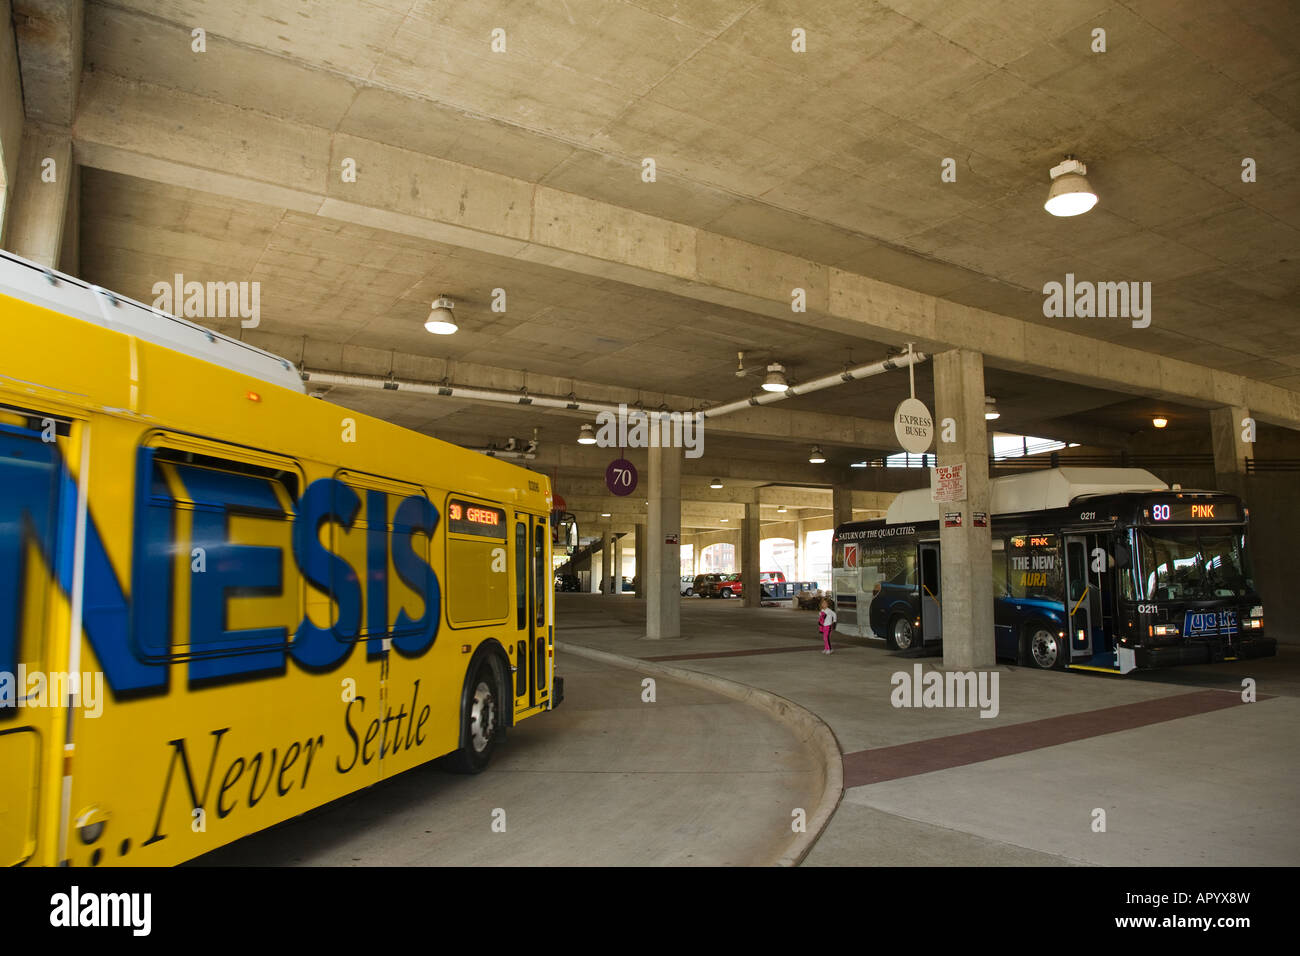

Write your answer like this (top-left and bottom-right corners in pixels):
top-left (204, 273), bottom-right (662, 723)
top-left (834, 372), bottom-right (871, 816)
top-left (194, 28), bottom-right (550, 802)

top-left (301, 350), bottom-right (927, 422)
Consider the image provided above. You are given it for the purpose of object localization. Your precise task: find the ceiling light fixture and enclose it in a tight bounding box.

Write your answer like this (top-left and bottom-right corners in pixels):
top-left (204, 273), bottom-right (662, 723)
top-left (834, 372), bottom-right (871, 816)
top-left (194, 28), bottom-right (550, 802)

top-left (761, 363), bottom-right (790, 393)
top-left (710, 478), bottom-right (723, 489)
top-left (1044, 156), bottom-right (1098, 217)
top-left (600, 512), bottom-right (611, 517)
top-left (776, 506), bottom-right (787, 513)
top-left (809, 445), bottom-right (826, 464)
top-left (984, 397), bottom-right (1001, 420)
top-left (577, 423), bottom-right (597, 444)
top-left (1152, 417), bottom-right (1168, 429)
top-left (424, 295), bottom-right (458, 334)
top-left (721, 518), bottom-right (729, 522)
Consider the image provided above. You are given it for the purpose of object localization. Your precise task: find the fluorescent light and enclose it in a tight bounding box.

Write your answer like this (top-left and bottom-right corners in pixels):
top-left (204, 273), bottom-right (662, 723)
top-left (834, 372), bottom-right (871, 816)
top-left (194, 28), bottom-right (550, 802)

top-left (1044, 157), bottom-right (1098, 217)
top-left (809, 445), bottom-right (826, 464)
top-left (850, 461), bottom-right (868, 468)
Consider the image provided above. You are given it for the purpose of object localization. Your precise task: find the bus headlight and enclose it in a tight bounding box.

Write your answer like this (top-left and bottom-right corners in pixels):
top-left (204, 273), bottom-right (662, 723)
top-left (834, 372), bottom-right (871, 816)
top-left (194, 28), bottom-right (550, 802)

top-left (1243, 618), bottom-right (1263, 630)
top-left (1149, 624), bottom-right (1180, 637)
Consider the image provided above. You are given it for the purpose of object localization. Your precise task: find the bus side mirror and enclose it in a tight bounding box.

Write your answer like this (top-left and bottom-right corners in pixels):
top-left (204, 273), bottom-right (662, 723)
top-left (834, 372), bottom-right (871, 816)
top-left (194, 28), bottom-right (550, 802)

top-left (1114, 544), bottom-right (1131, 569)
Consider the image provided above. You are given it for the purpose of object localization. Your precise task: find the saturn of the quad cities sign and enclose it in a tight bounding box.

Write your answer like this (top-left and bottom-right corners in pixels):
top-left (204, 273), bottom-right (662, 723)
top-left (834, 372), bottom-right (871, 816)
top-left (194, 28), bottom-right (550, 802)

top-left (894, 398), bottom-right (934, 454)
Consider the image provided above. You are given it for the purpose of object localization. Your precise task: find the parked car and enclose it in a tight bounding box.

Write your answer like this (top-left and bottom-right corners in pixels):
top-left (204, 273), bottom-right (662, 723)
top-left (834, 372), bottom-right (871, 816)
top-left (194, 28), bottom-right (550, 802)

top-left (691, 573), bottom-right (721, 597)
top-left (705, 572), bottom-right (744, 598)
top-left (681, 575), bottom-right (696, 596)
top-left (554, 573), bottom-right (581, 592)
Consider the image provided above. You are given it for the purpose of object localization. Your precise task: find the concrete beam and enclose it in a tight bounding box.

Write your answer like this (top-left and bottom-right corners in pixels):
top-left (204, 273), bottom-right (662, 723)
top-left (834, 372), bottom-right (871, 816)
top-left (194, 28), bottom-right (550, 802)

top-left (13, 1), bottom-right (83, 125)
top-left (72, 73), bottom-right (1300, 429)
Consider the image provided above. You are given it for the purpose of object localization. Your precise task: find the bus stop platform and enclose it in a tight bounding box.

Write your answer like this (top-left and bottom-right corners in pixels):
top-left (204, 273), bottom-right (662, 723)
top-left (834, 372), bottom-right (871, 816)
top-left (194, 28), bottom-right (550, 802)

top-left (557, 593), bottom-right (1300, 866)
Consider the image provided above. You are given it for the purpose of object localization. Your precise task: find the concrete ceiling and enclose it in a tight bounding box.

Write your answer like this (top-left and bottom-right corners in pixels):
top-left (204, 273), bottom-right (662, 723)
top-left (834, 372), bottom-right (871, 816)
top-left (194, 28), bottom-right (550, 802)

top-left (75, 0), bottom-right (1300, 384)
top-left (7, 0), bottom-right (1300, 532)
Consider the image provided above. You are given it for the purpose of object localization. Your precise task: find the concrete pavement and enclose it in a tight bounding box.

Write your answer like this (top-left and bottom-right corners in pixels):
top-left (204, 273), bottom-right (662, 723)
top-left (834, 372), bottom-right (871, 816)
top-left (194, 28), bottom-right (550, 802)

top-left (194, 650), bottom-right (820, 867)
top-left (560, 593), bottom-right (1300, 867)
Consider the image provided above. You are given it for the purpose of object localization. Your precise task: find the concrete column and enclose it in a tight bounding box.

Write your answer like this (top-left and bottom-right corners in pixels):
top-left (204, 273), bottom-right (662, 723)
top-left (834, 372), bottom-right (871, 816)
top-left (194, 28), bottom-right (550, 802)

top-left (612, 533), bottom-right (623, 595)
top-left (1210, 405), bottom-right (1252, 476)
top-left (646, 443), bottom-right (682, 638)
top-left (933, 349), bottom-right (995, 670)
top-left (832, 485), bottom-right (854, 530)
top-left (633, 522), bottom-right (645, 597)
top-left (790, 520), bottom-right (800, 580)
top-left (741, 502), bottom-right (761, 607)
top-left (601, 529), bottom-right (613, 595)
top-left (5, 128), bottom-right (74, 267)
top-left (0, 0), bottom-right (22, 245)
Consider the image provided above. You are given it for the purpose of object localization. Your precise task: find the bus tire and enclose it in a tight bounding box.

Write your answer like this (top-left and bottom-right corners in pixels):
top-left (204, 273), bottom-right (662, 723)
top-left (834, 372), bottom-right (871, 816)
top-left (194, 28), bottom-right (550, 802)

top-left (887, 614), bottom-right (917, 651)
top-left (448, 659), bottom-right (503, 774)
top-left (1023, 624), bottom-right (1065, 670)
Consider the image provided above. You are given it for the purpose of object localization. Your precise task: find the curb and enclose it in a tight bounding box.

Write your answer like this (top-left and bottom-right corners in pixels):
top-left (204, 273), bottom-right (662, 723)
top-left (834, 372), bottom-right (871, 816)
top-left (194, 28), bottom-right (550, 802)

top-left (557, 640), bottom-right (844, 867)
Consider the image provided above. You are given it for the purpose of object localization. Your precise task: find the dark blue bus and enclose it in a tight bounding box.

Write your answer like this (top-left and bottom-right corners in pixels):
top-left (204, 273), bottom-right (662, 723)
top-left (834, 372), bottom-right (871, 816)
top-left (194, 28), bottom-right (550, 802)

top-left (831, 468), bottom-right (1275, 674)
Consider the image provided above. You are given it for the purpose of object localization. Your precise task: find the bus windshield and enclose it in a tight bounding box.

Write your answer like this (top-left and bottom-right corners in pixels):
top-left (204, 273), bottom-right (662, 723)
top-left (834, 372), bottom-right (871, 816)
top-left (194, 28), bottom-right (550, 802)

top-left (1138, 527), bottom-right (1254, 601)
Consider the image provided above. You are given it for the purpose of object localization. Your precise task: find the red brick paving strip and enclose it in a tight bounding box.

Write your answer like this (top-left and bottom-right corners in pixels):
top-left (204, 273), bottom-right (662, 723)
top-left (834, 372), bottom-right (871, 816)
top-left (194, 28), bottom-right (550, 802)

top-left (842, 690), bottom-right (1254, 788)
top-left (642, 644), bottom-right (831, 662)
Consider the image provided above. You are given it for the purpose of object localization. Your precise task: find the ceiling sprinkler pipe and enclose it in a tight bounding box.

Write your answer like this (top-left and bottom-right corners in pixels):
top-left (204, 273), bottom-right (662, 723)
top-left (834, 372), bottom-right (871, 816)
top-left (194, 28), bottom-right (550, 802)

top-left (302, 349), bottom-right (927, 422)
top-left (700, 350), bottom-right (929, 418)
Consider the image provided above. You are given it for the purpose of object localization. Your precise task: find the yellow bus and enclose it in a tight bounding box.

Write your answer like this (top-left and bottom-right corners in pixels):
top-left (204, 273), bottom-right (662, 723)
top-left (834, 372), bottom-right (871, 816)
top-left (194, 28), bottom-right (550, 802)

top-left (0, 251), bottom-right (561, 866)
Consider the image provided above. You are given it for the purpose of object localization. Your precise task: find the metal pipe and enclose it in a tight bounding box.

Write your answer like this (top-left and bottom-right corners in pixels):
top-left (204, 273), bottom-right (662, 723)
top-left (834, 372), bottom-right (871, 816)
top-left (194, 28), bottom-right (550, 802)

top-left (302, 349), bottom-right (927, 422)
top-left (700, 351), bottom-right (927, 418)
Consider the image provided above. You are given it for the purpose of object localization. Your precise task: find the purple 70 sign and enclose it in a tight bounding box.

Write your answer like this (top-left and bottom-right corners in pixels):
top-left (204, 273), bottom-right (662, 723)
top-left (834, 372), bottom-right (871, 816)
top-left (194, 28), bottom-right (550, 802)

top-left (605, 458), bottom-right (638, 496)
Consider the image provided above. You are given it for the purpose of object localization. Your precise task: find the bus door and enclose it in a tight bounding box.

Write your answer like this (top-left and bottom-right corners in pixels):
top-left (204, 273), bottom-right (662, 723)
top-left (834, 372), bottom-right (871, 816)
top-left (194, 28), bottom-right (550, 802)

top-left (1064, 536), bottom-right (1095, 659)
top-left (534, 516), bottom-right (549, 707)
top-left (0, 408), bottom-right (75, 866)
top-left (512, 515), bottom-right (544, 713)
top-left (918, 542), bottom-right (942, 643)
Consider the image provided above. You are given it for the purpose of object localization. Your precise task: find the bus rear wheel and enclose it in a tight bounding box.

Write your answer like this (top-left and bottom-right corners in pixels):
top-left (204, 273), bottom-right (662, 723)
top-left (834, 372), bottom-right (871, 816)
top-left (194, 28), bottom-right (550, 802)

top-left (448, 661), bottom-right (502, 774)
top-left (888, 614), bottom-right (917, 651)
top-left (1024, 625), bottom-right (1065, 670)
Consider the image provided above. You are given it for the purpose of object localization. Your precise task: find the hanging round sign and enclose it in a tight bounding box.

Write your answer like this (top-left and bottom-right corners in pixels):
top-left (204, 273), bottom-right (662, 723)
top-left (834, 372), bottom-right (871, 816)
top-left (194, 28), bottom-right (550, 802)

top-left (605, 458), bottom-right (638, 496)
top-left (894, 397), bottom-right (934, 454)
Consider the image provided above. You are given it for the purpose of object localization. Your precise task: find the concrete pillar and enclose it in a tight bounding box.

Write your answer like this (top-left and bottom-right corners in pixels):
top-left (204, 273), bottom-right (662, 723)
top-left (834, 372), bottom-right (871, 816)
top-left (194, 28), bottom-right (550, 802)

top-left (796, 518), bottom-right (807, 580)
top-left (633, 522), bottom-right (645, 597)
top-left (601, 529), bottom-right (613, 595)
top-left (832, 485), bottom-right (854, 530)
top-left (612, 533), bottom-right (623, 595)
top-left (1210, 405), bottom-right (1252, 476)
top-left (646, 443), bottom-right (682, 639)
top-left (933, 349), bottom-right (995, 670)
top-left (0, 0), bottom-right (22, 245)
top-left (741, 502), bottom-right (761, 607)
top-left (5, 128), bottom-right (73, 267)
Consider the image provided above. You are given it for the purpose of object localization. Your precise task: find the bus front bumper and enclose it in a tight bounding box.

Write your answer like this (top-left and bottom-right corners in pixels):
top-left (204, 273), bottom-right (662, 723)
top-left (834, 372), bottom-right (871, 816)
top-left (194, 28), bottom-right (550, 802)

top-left (1135, 636), bottom-right (1277, 668)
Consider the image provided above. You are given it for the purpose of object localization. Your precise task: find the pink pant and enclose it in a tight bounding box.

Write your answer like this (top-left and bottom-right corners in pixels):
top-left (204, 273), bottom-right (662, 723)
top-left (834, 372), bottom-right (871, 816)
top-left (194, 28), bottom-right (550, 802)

top-left (819, 625), bottom-right (832, 650)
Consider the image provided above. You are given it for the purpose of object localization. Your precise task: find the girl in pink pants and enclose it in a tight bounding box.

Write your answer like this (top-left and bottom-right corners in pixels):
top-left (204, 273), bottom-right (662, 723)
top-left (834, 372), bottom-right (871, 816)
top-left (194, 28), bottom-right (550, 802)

top-left (818, 598), bottom-right (837, 654)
